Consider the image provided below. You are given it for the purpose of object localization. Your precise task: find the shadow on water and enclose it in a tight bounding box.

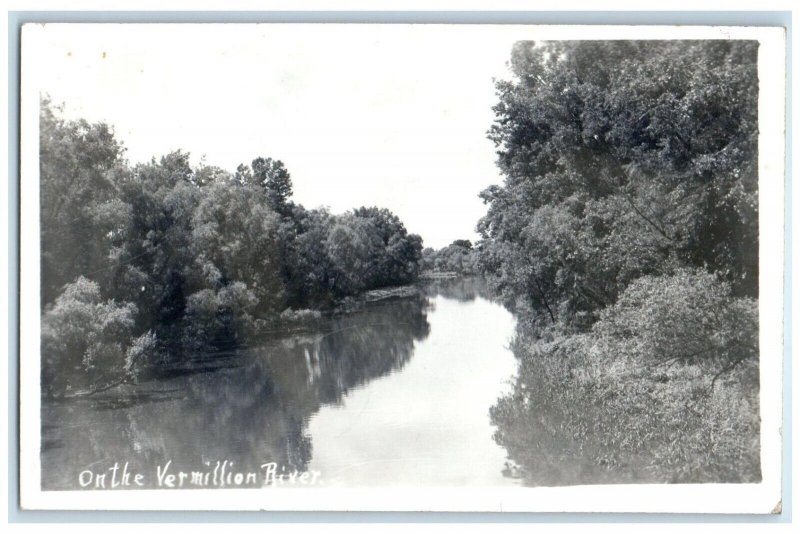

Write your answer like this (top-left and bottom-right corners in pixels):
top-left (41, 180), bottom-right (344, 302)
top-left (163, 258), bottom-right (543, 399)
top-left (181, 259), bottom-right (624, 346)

top-left (41, 293), bottom-right (432, 490)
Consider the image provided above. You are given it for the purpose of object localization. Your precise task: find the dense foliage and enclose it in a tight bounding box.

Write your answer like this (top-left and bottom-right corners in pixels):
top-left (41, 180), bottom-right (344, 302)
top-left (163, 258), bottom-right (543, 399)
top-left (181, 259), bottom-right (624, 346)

top-left (39, 40), bottom-right (762, 483)
top-left (40, 99), bottom-right (423, 396)
top-left (481, 41), bottom-right (761, 483)
top-left (421, 239), bottom-right (481, 275)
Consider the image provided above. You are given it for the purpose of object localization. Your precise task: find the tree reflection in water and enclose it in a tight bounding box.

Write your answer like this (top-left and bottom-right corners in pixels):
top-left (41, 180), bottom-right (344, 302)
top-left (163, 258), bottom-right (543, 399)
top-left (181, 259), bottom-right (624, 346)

top-left (420, 276), bottom-right (495, 303)
top-left (41, 295), bottom-right (431, 490)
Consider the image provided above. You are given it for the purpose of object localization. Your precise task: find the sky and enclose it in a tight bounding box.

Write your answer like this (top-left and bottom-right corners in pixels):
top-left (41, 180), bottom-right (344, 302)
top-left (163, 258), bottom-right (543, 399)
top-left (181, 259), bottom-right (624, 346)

top-left (25, 24), bottom-right (523, 249)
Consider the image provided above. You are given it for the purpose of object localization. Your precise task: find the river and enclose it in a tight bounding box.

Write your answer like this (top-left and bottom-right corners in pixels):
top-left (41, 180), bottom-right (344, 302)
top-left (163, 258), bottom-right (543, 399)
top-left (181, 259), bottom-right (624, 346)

top-left (40, 277), bottom-right (520, 490)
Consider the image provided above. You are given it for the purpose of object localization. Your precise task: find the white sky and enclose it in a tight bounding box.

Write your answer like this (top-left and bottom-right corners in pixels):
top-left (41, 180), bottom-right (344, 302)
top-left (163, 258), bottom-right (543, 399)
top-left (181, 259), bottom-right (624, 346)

top-left (26, 24), bottom-right (522, 249)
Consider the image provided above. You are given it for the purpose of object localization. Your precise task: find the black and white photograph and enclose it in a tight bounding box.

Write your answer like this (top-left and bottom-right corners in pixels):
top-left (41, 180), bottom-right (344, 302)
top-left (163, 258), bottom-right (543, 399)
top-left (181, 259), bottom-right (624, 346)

top-left (17, 23), bottom-right (785, 512)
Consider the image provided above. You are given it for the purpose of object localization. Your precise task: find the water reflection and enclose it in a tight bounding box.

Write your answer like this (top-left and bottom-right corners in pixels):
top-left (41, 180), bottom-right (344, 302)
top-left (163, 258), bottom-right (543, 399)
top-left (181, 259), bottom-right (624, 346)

top-left (420, 276), bottom-right (494, 302)
top-left (488, 324), bottom-right (761, 486)
top-left (41, 294), bottom-right (431, 489)
top-left (305, 280), bottom-right (519, 487)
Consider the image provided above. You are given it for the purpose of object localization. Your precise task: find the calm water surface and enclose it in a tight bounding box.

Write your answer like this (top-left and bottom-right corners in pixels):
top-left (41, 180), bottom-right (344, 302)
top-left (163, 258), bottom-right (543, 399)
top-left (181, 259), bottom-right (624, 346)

top-left (41, 278), bottom-right (519, 489)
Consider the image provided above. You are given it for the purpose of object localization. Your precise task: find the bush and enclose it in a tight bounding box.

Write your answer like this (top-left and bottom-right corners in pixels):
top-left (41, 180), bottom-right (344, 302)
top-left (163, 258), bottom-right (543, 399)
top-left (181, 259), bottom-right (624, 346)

top-left (595, 268), bottom-right (758, 373)
top-left (41, 277), bottom-right (139, 396)
top-left (182, 282), bottom-right (262, 351)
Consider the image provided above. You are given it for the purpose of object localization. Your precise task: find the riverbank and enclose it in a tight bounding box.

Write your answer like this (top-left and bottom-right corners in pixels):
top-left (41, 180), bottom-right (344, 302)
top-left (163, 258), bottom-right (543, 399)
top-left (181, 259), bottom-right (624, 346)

top-left (57, 277), bottom-right (487, 401)
top-left (53, 281), bottom-right (433, 399)
top-left (419, 271), bottom-right (460, 280)
top-left (41, 276), bottom-right (516, 490)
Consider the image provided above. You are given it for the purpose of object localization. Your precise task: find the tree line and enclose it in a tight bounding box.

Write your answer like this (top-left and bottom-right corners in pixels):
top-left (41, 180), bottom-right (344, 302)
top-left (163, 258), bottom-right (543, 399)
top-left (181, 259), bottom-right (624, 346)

top-left (39, 98), bottom-right (423, 397)
top-left (480, 41), bottom-right (761, 483)
top-left (420, 239), bottom-right (481, 275)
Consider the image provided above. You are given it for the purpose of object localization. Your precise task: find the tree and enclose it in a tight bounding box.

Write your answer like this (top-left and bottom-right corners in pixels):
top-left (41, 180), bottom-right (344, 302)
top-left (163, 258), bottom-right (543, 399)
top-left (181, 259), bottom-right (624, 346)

top-left (186, 180), bottom-right (286, 348)
top-left (280, 206), bottom-right (338, 307)
top-left (39, 97), bottom-right (126, 305)
top-left (479, 40), bottom-right (759, 330)
top-left (240, 157), bottom-right (295, 217)
top-left (105, 151), bottom-right (200, 355)
top-left (193, 163), bottom-right (231, 187)
top-left (326, 214), bottom-right (384, 295)
top-left (420, 247), bottom-right (437, 271)
top-left (422, 240), bottom-right (480, 275)
top-left (350, 207), bottom-right (423, 286)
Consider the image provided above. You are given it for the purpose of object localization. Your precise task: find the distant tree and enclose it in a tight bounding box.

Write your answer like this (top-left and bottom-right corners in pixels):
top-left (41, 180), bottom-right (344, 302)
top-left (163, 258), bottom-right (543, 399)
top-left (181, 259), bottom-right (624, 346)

top-left (423, 239), bottom-right (480, 275)
top-left (420, 247), bottom-right (437, 271)
top-left (250, 157), bottom-right (294, 216)
top-left (234, 163), bottom-right (253, 185)
top-left (193, 163), bottom-right (231, 187)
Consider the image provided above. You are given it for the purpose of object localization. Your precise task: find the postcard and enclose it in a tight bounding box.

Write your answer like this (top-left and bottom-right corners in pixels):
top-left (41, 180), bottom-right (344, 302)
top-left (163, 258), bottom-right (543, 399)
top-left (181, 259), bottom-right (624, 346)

top-left (18, 23), bottom-right (786, 512)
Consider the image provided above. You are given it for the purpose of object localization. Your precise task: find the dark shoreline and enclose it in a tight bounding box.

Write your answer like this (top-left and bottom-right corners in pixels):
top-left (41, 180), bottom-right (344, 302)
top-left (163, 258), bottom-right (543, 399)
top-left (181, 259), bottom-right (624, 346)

top-left (47, 279), bottom-right (443, 402)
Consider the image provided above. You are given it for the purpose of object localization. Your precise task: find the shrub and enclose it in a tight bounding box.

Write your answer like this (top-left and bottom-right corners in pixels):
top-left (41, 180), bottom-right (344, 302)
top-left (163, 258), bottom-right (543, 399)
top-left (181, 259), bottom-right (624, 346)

top-left (182, 282), bottom-right (261, 351)
top-left (595, 268), bottom-right (758, 374)
top-left (41, 277), bottom-right (138, 396)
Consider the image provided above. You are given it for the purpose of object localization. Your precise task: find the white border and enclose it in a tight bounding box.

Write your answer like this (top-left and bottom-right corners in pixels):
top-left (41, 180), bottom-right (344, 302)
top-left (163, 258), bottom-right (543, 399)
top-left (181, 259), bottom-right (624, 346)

top-left (18, 24), bottom-right (786, 512)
